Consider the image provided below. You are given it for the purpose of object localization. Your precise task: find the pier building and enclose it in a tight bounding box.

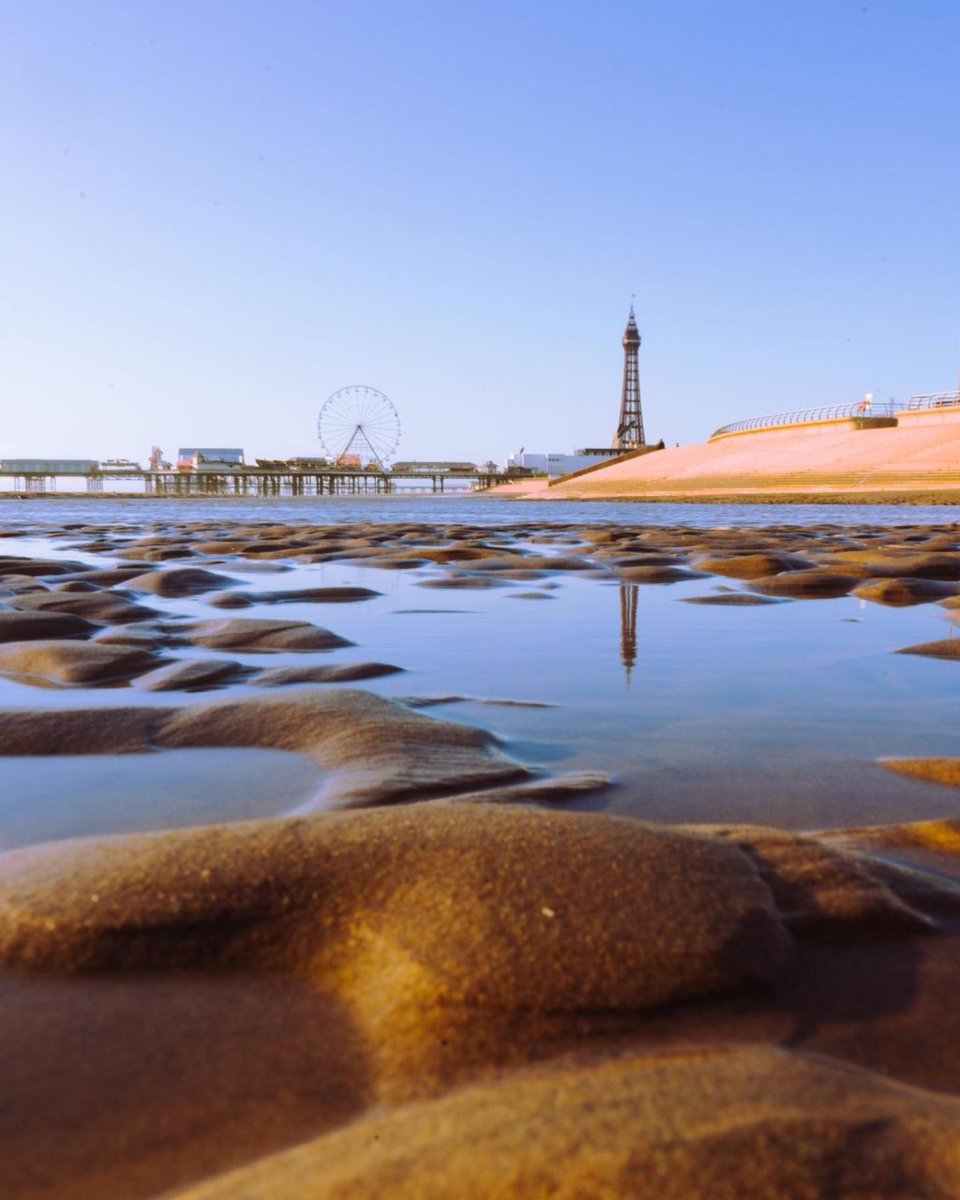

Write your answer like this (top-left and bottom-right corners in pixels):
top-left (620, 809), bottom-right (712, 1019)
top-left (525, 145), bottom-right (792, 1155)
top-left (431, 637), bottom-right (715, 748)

top-left (176, 448), bottom-right (245, 470)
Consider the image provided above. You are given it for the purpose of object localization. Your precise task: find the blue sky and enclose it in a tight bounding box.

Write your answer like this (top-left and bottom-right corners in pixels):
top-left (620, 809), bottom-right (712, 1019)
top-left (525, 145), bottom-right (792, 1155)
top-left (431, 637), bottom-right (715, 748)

top-left (2, 0), bottom-right (958, 465)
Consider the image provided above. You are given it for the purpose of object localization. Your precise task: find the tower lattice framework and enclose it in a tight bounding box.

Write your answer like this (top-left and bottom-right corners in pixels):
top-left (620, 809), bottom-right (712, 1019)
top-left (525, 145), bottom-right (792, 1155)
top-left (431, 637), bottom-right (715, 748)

top-left (615, 306), bottom-right (645, 450)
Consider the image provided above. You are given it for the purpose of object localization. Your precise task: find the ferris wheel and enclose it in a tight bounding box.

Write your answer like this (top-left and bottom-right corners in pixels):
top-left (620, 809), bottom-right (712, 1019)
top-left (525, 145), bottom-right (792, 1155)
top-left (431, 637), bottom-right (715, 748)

top-left (317, 385), bottom-right (401, 468)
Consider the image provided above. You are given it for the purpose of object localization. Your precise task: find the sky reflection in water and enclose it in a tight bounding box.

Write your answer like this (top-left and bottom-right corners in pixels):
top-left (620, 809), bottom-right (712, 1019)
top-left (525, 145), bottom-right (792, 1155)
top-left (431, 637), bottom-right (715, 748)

top-left (2, 497), bottom-right (960, 841)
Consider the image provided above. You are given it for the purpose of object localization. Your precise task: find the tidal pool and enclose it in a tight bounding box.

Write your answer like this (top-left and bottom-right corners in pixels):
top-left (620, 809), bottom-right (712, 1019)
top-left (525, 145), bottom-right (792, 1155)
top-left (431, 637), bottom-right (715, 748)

top-left (3, 506), bottom-right (960, 841)
top-left (0, 748), bottom-right (323, 851)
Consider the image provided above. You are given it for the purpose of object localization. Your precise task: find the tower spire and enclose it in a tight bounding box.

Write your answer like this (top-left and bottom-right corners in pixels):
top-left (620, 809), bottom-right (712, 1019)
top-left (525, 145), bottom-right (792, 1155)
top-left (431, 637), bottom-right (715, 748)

top-left (615, 304), bottom-right (645, 449)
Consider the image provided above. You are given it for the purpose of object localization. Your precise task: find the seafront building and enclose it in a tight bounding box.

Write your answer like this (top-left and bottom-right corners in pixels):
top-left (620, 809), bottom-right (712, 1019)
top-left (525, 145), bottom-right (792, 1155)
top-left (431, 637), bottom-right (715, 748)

top-left (504, 448), bottom-right (622, 477)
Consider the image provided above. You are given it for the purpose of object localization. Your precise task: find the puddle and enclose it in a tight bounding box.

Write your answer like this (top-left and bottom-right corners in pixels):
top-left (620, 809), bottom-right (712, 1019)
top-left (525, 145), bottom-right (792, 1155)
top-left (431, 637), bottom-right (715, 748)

top-left (0, 748), bottom-right (324, 851)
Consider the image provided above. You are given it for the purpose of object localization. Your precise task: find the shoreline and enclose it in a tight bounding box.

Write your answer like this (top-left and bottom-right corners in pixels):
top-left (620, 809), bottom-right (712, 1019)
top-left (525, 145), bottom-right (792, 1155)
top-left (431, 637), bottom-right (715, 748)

top-left (487, 489), bottom-right (960, 505)
top-left (5, 487), bottom-right (960, 506)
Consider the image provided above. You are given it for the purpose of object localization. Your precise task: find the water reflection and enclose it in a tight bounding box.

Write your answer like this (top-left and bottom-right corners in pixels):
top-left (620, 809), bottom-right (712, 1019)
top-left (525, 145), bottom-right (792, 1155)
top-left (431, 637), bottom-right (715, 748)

top-left (0, 749), bottom-right (322, 850)
top-left (5, 509), bottom-right (960, 836)
top-left (619, 583), bottom-right (638, 685)
top-left (4, 495), bottom-right (960, 531)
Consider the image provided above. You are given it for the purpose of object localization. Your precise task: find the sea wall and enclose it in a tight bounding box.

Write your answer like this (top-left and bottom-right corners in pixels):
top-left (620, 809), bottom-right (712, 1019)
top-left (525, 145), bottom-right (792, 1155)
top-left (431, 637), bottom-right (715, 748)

top-left (526, 408), bottom-right (960, 500)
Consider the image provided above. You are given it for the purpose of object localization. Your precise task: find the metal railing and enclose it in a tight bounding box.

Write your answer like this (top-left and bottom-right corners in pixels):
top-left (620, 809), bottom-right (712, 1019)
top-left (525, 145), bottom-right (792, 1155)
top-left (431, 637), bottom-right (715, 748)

top-left (905, 391), bottom-right (960, 411)
top-left (711, 399), bottom-right (899, 440)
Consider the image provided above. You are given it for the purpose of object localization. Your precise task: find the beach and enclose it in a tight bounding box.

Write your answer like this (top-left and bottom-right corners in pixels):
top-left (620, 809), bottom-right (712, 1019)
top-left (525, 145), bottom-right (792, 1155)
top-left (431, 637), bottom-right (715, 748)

top-left (5, 500), bottom-right (960, 1197)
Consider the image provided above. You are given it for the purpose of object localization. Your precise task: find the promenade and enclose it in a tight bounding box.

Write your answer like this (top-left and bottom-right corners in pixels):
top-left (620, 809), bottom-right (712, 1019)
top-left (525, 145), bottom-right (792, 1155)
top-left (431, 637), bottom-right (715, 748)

top-left (498, 403), bottom-right (960, 501)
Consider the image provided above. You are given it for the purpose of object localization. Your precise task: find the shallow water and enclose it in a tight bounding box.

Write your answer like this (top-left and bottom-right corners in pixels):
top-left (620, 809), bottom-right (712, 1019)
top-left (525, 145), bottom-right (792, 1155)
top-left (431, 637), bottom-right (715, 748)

top-left (3, 498), bottom-right (960, 842)
top-left (4, 492), bottom-right (960, 528)
top-left (0, 748), bottom-right (322, 851)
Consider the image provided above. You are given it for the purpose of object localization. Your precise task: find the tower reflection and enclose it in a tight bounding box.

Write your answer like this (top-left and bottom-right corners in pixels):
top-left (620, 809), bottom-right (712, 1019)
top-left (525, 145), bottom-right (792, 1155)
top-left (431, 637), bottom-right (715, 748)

top-left (619, 583), bottom-right (638, 685)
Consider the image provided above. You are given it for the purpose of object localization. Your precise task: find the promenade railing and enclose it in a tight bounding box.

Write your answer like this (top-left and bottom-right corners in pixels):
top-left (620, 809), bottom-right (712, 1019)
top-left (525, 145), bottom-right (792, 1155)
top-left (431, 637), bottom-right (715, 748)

top-left (905, 391), bottom-right (960, 411)
top-left (711, 400), bottom-right (900, 440)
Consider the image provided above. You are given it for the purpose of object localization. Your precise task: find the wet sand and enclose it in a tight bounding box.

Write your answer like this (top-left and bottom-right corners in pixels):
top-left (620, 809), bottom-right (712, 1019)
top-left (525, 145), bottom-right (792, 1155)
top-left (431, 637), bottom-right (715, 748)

top-left (6, 515), bottom-right (960, 1197)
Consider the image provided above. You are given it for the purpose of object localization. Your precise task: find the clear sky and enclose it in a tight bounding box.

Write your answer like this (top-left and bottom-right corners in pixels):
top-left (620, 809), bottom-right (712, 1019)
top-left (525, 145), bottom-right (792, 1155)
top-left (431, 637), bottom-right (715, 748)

top-left (2, 0), bottom-right (959, 466)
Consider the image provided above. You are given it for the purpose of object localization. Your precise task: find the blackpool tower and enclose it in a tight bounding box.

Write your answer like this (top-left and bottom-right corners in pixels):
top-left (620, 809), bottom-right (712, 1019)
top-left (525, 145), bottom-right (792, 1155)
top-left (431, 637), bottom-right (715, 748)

top-left (614, 305), bottom-right (645, 450)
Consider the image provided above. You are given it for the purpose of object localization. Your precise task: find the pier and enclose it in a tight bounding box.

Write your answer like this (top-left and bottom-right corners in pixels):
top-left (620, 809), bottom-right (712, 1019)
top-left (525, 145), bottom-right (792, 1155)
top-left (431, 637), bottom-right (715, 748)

top-left (0, 464), bottom-right (511, 497)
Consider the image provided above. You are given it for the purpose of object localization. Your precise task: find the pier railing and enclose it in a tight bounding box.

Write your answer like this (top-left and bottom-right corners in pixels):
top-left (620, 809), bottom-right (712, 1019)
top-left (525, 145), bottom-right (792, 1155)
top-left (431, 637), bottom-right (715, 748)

top-left (711, 400), bottom-right (900, 440)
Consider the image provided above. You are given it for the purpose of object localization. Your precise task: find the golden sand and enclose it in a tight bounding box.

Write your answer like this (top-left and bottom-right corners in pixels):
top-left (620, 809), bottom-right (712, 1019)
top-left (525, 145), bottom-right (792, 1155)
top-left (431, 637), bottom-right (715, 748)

top-left (3, 517), bottom-right (960, 1196)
